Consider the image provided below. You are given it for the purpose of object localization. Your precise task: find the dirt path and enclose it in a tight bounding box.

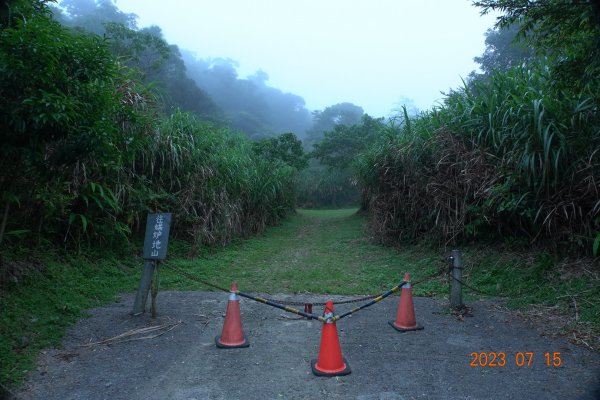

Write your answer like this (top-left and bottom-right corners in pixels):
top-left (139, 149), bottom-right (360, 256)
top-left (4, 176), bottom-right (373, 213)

top-left (9, 210), bottom-right (600, 399)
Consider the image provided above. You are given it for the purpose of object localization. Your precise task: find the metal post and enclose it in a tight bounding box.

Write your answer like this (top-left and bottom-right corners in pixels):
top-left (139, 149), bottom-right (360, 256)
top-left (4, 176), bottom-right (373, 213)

top-left (132, 260), bottom-right (157, 315)
top-left (450, 249), bottom-right (463, 309)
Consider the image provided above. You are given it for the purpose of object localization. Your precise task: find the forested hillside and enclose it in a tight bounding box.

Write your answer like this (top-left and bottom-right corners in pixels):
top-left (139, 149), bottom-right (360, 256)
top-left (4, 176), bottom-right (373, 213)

top-left (51, 0), bottom-right (369, 208)
top-left (51, 0), bottom-right (315, 137)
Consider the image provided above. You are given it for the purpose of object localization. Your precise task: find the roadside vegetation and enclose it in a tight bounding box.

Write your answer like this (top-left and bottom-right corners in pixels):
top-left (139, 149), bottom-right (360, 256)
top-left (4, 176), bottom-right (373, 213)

top-left (0, 1), bottom-right (305, 391)
top-left (311, 2), bottom-right (600, 255)
top-left (0, 1), bottom-right (304, 262)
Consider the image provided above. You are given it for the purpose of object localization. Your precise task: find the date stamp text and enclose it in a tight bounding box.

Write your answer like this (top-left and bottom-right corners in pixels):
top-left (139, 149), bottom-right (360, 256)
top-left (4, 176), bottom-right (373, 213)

top-left (469, 351), bottom-right (562, 367)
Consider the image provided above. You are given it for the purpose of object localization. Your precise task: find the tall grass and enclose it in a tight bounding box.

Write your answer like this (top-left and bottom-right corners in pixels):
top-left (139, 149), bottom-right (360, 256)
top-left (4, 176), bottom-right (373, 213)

top-left (356, 61), bottom-right (600, 253)
top-left (118, 111), bottom-right (299, 249)
top-left (1, 106), bottom-right (299, 282)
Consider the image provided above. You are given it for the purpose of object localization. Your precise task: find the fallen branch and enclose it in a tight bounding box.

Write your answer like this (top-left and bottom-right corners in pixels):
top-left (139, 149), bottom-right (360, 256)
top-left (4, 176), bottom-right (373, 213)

top-left (81, 321), bottom-right (182, 347)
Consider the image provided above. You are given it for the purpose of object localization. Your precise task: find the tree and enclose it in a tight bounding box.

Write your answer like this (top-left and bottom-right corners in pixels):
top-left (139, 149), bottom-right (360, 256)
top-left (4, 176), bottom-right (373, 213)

top-left (305, 102), bottom-right (364, 148)
top-left (1, 7), bottom-right (119, 159)
top-left (312, 115), bottom-right (385, 169)
top-left (53, 0), bottom-right (137, 33)
top-left (104, 23), bottom-right (170, 74)
top-left (150, 43), bottom-right (221, 119)
top-left (473, 23), bottom-right (536, 74)
top-left (0, 0), bottom-right (148, 241)
top-left (253, 132), bottom-right (308, 170)
top-left (473, 0), bottom-right (600, 93)
top-left (52, 2), bottom-right (221, 120)
top-left (1, 0), bottom-right (52, 28)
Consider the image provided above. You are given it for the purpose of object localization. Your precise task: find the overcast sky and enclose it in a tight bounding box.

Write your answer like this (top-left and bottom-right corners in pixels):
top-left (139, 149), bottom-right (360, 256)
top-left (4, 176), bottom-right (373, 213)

top-left (114, 0), bottom-right (499, 117)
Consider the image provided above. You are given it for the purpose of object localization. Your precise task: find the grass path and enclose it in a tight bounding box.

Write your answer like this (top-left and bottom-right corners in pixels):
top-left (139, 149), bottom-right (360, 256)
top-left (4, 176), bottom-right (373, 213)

top-left (163, 209), bottom-right (444, 295)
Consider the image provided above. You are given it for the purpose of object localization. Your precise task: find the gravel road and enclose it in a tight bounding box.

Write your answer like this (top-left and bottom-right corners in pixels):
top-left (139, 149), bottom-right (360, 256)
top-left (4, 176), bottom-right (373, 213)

top-left (11, 291), bottom-right (600, 400)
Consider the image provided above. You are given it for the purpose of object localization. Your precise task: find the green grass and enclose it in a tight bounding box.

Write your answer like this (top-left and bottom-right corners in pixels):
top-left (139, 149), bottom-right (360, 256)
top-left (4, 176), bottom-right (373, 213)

top-left (160, 209), bottom-right (446, 296)
top-left (460, 249), bottom-right (600, 322)
top-left (1, 208), bottom-right (598, 390)
top-left (0, 250), bottom-right (140, 388)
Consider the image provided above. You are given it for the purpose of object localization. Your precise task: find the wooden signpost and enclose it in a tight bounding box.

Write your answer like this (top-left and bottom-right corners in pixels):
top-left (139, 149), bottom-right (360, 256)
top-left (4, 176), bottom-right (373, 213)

top-left (132, 213), bottom-right (172, 316)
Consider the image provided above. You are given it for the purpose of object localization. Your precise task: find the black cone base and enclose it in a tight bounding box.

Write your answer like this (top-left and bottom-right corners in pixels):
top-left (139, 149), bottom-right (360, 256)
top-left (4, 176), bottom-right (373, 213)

top-left (310, 357), bottom-right (351, 377)
top-left (215, 335), bottom-right (250, 348)
top-left (388, 320), bottom-right (424, 332)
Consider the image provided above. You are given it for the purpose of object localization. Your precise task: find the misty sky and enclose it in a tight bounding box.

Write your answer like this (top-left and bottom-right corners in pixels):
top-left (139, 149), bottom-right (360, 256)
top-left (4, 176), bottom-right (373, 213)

top-left (114, 0), bottom-right (499, 117)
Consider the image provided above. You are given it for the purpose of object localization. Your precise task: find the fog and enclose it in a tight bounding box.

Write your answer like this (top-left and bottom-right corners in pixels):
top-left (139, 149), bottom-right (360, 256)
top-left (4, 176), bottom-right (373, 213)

top-left (181, 54), bottom-right (313, 138)
top-left (52, 0), bottom-right (499, 139)
top-left (115, 0), bottom-right (499, 116)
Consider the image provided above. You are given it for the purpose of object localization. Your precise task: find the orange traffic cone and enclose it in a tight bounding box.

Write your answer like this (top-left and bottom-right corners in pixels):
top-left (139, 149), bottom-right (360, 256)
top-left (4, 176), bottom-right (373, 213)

top-left (389, 273), bottom-right (424, 332)
top-left (215, 282), bottom-right (249, 348)
top-left (311, 300), bottom-right (351, 377)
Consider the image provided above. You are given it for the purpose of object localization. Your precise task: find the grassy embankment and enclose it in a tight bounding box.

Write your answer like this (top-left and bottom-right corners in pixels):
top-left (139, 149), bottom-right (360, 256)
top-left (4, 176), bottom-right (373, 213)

top-left (1, 208), bottom-right (598, 390)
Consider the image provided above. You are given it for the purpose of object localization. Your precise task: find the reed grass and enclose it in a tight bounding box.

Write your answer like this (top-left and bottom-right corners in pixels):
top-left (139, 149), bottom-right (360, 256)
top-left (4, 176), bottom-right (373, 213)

top-left (356, 60), bottom-right (600, 253)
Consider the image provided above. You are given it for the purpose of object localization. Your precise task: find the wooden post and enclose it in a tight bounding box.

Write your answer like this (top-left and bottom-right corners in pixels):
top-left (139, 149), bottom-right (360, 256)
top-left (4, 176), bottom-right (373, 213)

top-left (150, 262), bottom-right (160, 318)
top-left (450, 249), bottom-right (463, 309)
top-left (132, 213), bottom-right (171, 316)
top-left (132, 260), bottom-right (157, 315)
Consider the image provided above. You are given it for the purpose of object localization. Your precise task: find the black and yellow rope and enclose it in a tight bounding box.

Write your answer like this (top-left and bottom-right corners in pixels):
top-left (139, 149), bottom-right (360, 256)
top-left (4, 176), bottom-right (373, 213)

top-left (163, 262), bottom-right (449, 323)
top-left (235, 292), bottom-right (328, 322)
top-left (332, 281), bottom-right (406, 322)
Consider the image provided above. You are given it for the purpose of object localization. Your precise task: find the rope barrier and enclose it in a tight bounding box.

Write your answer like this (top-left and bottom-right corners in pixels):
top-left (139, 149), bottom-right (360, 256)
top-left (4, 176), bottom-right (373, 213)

top-left (412, 265), bottom-right (447, 287)
top-left (259, 293), bottom-right (380, 307)
top-left (163, 263), bottom-right (416, 322)
top-left (267, 264), bottom-right (460, 307)
top-left (333, 281), bottom-right (406, 321)
top-left (162, 261), bottom-right (464, 323)
top-left (234, 291), bottom-right (327, 322)
top-left (236, 280), bottom-right (408, 323)
top-left (163, 263), bottom-right (231, 293)
top-left (162, 246), bottom-right (493, 300)
top-left (446, 273), bottom-right (496, 296)
top-left (163, 262), bottom-right (403, 306)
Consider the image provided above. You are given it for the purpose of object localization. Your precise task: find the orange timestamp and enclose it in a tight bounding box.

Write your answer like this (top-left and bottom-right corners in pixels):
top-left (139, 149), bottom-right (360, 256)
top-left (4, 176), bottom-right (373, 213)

top-left (469, 351), bottom-right (562, 367)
